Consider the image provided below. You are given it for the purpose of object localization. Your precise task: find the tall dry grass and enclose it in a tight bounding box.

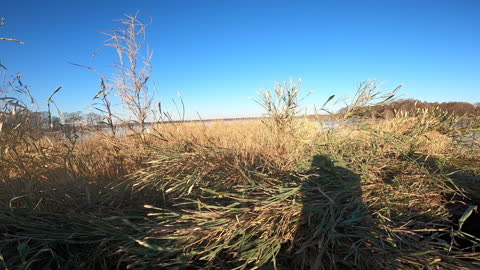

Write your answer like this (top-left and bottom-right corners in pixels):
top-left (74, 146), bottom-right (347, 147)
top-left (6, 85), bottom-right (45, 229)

top-left (0, 77), bottom-right (479, 269)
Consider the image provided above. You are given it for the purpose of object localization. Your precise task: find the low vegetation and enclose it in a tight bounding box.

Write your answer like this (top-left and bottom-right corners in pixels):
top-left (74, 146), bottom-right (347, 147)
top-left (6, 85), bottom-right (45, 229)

top-left (1, 74), bottom-right (479, 269)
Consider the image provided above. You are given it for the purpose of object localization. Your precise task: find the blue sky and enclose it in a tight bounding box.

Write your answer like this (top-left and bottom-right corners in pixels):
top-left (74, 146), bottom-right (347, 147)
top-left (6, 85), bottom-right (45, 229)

top-left (1, 0), bottom-right (479, 119)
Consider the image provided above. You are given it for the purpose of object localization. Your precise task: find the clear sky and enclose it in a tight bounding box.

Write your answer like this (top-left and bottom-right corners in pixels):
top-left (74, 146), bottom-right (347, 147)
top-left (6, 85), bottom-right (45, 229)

top-left (1, 0), bottom-right (479, 119)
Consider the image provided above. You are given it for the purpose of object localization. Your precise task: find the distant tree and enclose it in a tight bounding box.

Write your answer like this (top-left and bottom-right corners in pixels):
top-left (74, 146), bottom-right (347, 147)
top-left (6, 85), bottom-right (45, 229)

top-left (474, 103), bottom-right (480, 114)
top-left (29, 111), bottom-right (50, 129)
top-left (63, 111), bottom-right (83, 127)
top-left (85, 112), bottom-right (103, 127)
top-left (50, 116), bottom-right (61, 130)
top-left (341, 99), bottom-right (478, 119)
top-left (383, 108), bottom-right (394, 119)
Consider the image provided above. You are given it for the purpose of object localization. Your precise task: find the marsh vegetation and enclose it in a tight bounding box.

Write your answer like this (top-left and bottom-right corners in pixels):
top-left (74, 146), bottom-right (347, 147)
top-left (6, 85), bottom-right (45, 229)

top-left (1, 14), bottom-right (479, 270)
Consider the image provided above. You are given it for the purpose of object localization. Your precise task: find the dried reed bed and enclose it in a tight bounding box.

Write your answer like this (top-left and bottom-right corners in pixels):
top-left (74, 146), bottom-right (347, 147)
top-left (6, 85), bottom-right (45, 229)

top-left (1, 80), bottom-right (479, 269)
top-left (148, 119), bottom-right (318, 170)
top-left (120, 108), bottom-right (479, 269)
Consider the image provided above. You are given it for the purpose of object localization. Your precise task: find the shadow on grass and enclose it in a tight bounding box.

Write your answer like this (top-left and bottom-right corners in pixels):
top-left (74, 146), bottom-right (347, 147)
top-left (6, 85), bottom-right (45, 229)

top-left (291, 155), bottom-right (393, 269)
top-left (290, 153), bottom-right (480, 270)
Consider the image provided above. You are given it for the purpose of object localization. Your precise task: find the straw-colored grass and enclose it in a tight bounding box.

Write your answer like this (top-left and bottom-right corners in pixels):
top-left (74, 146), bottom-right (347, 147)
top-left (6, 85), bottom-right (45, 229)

top-left (1, 80), bottom-right (479, 269)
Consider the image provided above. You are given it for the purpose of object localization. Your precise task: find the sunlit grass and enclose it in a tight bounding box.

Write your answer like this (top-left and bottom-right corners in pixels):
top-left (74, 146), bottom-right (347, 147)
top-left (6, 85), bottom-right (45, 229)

top-left (0, 79), bottom-right (479, 269)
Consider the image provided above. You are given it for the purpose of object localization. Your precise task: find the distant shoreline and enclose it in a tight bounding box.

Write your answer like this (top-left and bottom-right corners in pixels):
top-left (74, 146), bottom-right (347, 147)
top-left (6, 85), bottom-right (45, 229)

top-left (143, 114), bottom-right (335, 125)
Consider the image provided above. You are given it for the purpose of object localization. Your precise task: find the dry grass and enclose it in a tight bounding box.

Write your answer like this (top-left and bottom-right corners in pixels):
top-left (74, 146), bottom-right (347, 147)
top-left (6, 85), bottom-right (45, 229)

top-left (148, 119), bottom-right (318, 172)
top-left (0, 79), bottom-right (479, 269)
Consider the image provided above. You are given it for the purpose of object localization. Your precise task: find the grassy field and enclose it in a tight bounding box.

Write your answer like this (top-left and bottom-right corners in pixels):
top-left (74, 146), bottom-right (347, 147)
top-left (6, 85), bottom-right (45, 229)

top-left (1, 80), bottom-right (480, 270)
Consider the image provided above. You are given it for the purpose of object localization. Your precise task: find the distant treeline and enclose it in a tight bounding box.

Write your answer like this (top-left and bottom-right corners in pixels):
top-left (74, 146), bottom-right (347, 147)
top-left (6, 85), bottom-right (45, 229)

top-left (0, 110), bottom-right (107, 132)
top-left (2, 100), bottom-right (478, 133)
top-left (344, 99), bottom-right (480, 118)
